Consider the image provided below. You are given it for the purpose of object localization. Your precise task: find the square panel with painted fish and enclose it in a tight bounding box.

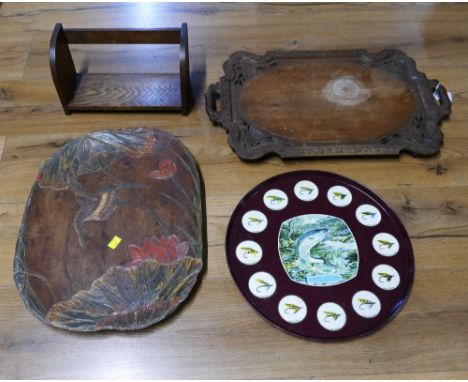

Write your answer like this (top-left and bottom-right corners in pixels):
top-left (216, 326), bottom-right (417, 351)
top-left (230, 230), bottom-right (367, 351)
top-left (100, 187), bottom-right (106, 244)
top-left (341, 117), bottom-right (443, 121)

top-left (278, 214), bottom-right (359, 286)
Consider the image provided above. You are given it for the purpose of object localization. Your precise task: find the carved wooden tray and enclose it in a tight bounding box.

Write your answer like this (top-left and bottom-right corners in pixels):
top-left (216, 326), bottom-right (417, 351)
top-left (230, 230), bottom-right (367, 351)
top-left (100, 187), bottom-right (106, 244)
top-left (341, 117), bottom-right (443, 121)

top-left (14, 128), bottom-right (204, 331)
top-left (226, 171), bottom-right (414, 340)
top-left (206, 49), bottom-right (451, 160)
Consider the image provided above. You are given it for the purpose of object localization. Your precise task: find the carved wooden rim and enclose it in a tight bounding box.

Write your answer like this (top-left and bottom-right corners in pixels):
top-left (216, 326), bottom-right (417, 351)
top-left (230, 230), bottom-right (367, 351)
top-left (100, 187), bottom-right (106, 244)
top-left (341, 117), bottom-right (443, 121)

top-left (205, 49), bottom-right (451, 161)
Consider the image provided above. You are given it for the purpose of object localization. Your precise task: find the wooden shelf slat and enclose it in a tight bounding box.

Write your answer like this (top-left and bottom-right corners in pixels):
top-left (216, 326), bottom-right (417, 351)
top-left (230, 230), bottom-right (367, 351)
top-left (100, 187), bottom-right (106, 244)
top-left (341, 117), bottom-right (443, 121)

top-left (64, 29), bottom-right (181, 44)
top-left (68, 73), bottom-right (182, 110)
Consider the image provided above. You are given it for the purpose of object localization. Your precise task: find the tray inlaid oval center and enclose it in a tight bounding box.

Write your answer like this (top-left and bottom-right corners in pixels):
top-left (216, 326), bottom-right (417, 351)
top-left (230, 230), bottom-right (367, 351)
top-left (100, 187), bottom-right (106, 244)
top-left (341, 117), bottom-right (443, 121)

top-left (239, 62), bottom-right (416, 142)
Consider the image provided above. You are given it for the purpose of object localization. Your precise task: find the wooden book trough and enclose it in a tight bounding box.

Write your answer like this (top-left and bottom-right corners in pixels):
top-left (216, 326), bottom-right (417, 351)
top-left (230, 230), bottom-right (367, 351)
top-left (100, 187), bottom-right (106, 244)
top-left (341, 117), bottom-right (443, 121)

top-left (50, 23), bottom-right (191, 115)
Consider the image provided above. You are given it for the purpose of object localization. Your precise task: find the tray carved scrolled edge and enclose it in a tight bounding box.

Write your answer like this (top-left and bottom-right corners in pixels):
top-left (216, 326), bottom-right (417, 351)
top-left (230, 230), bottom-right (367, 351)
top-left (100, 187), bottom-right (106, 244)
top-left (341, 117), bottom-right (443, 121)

top-left (205, 49), bottom-right (452, 161)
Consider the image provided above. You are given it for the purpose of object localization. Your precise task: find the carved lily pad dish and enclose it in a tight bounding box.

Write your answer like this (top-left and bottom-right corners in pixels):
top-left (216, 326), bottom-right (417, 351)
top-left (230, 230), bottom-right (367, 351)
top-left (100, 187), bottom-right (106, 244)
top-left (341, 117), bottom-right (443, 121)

top-left (14, 128), bottom-right (204, 331)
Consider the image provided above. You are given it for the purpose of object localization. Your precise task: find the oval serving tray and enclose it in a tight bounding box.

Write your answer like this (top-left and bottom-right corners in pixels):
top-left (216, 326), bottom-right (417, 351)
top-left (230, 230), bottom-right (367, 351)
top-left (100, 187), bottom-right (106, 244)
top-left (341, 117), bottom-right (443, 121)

top-left (206, 49), bottom-right (451, 161)
top-left (14, 128), bottom-right (204, 331)
top-left (226, 171), bottom-right (414, 340)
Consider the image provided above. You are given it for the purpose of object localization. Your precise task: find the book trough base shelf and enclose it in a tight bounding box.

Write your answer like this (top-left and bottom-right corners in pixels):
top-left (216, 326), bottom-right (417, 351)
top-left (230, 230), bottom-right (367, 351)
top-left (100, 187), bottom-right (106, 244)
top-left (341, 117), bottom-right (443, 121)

top-left (49, 23), bottom-right (192, 115)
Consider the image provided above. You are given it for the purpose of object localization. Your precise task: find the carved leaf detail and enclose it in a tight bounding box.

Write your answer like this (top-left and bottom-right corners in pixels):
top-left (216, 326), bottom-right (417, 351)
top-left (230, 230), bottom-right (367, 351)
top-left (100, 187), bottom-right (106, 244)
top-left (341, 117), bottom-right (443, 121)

top-left (37, 128), bottom-right (157, 189)
top-left (46, 257), bottom-right (202, 331)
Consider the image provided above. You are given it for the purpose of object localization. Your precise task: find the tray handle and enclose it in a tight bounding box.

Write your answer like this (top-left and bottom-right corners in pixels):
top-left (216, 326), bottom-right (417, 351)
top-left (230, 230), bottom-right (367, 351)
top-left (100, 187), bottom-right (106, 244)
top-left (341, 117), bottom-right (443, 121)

top-left (205, 83), bottom-right (223, 125)
top-left (429, 79), bottom-right (452, 119)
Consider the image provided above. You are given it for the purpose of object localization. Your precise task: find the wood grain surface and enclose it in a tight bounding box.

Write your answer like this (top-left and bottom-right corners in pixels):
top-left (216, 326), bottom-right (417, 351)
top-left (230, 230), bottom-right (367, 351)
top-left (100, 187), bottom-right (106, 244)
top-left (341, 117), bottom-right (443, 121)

top-left (0, 2), bottom-right (467, 379)
top-left (240, 61), bottom-right (417, 142)
top-left (69, 73), bottom-right (182, 110)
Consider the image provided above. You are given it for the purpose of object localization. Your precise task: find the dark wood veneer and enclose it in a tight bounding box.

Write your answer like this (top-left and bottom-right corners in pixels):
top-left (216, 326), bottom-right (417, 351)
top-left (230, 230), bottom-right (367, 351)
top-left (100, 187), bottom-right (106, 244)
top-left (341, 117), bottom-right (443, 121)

top-left (50, 23), bottom-right (191, 115)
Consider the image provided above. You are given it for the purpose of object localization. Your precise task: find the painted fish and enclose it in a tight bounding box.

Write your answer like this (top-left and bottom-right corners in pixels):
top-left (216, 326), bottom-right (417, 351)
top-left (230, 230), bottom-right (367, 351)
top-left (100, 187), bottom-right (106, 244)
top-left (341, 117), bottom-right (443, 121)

top-left (323, 311), bottom-right (341, 322)
top-left (378, 239), bottom-right (394, 249)
top-left (299, 186), bottom-right (314, 195)
top-left (255, 278), bottom-right (273, 292)
top-left (333, 191), bottom-right (347, 200)
top-left (296, 228), bottom-right (328, 265)
top-left (378, 272), bottom-right (394, 282)
top-left (266, 195), bottom-right (285, 204)
top-left (240, 247), bottom-right (259, 258)
top-left (284, 303), bottom-right (302, 314)
top-left (248, 216), bottom-right (263, 226)
top-left (358, 298), bottom-right (376, 310)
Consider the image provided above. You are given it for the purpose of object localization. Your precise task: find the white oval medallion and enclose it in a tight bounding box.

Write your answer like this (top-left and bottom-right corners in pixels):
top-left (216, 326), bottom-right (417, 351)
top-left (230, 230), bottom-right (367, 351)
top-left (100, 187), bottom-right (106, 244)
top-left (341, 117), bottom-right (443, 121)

top-left (248, 272), bottom-right (276, 299)
top-left (356, 204), bottom-right (382, 227)
top-left (242, 210), bottom-right (268, 233)
top-left (372, 232), bottom-right (399, 257)
top-left (235, 240), bottom-right (262, 265)
top-left (317, 302), bottom-right (347, 331)
top-left (278, 295), bottom-right (307, 324)
top-left (352, 290), bottom-right (381, 318)
top-left (327, 185), bottom-right (352, 207)
top-left (263, 189), bottom-right (288, 211)
top-left (372, 264), bottom-right (400, 290)
top-left (294, 180), bottom-right (319, 202)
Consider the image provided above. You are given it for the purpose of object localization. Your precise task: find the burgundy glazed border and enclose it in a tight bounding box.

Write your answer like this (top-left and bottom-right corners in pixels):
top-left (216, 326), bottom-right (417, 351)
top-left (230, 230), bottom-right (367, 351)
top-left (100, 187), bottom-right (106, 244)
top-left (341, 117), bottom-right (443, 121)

top-left (225, 170), bottom-right (415, 341)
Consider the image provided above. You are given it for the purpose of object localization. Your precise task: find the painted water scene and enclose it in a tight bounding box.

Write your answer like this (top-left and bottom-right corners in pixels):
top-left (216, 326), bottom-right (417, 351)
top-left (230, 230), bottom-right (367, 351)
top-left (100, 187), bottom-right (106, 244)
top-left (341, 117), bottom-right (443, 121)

top-left (278, 214), bottom-right (359, 286)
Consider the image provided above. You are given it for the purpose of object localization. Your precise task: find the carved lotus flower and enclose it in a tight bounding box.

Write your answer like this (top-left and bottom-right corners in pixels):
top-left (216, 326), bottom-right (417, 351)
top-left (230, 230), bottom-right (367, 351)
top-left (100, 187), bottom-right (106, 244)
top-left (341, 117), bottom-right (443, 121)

top-left (148, 159), bottom-right (177, 180)
top-left (127, 235), bottom-right (190, 266)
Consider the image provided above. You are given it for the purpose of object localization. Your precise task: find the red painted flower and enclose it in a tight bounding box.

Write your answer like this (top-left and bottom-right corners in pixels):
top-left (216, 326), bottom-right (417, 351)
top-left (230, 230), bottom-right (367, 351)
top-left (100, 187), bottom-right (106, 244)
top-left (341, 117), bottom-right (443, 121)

top-left (36, 171), bottom-right (44, 182)
top-left (125, 135), bottom-right (157, 159)
top-left (148, 159), bottom-right (177, 180)
top-left (126, 234), bottom-right (189, 266)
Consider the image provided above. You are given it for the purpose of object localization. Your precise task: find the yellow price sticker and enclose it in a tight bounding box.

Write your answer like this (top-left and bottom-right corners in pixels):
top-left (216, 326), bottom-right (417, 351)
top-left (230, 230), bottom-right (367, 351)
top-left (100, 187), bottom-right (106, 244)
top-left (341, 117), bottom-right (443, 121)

top-left (107, 235), bottom-right (122, 250)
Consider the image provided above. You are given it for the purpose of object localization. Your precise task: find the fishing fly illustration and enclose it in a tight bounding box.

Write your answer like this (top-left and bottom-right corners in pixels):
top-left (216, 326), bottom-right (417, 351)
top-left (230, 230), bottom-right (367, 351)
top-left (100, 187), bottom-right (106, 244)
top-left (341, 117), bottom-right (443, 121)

top-left (299, 186), bottom-right (314, 195)
top-left (248, 216), bottom-right (264, 226)
top-left (361, 211), bottom-right (377, 220)
top-left (358, 298), bottom-right (376, 310)
top-left (255, 278), bottom-right (273, 292)
top-left (378, 239), bottom-right (394, 249)
top-left (284, 303), bottom-right (302, 315)
top-left (323, 311), bottom-right (341, 322)
top-left (332, 191), bottom-right (347, 200)
top-left (265, 194), bottom-right (286, 205)
top-left (378, 272), bottom-right (394, 283)
top-left (240, 246), bottom-right (259, 258)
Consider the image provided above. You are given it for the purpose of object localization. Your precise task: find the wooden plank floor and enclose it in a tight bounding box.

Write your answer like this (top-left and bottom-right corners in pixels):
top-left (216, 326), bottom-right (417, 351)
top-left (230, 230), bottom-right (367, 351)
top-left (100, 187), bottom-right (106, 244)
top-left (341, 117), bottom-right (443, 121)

top-left (1, 3), bottom-right (467, 379)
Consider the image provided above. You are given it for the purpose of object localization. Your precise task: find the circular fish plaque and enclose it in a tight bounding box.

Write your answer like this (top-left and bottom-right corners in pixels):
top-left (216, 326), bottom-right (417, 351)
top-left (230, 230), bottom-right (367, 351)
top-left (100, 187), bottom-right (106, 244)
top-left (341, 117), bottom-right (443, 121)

top-left (14, 128), bottom-right (204, 331)
top-left (226, 171), bottom-right (414, 340)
